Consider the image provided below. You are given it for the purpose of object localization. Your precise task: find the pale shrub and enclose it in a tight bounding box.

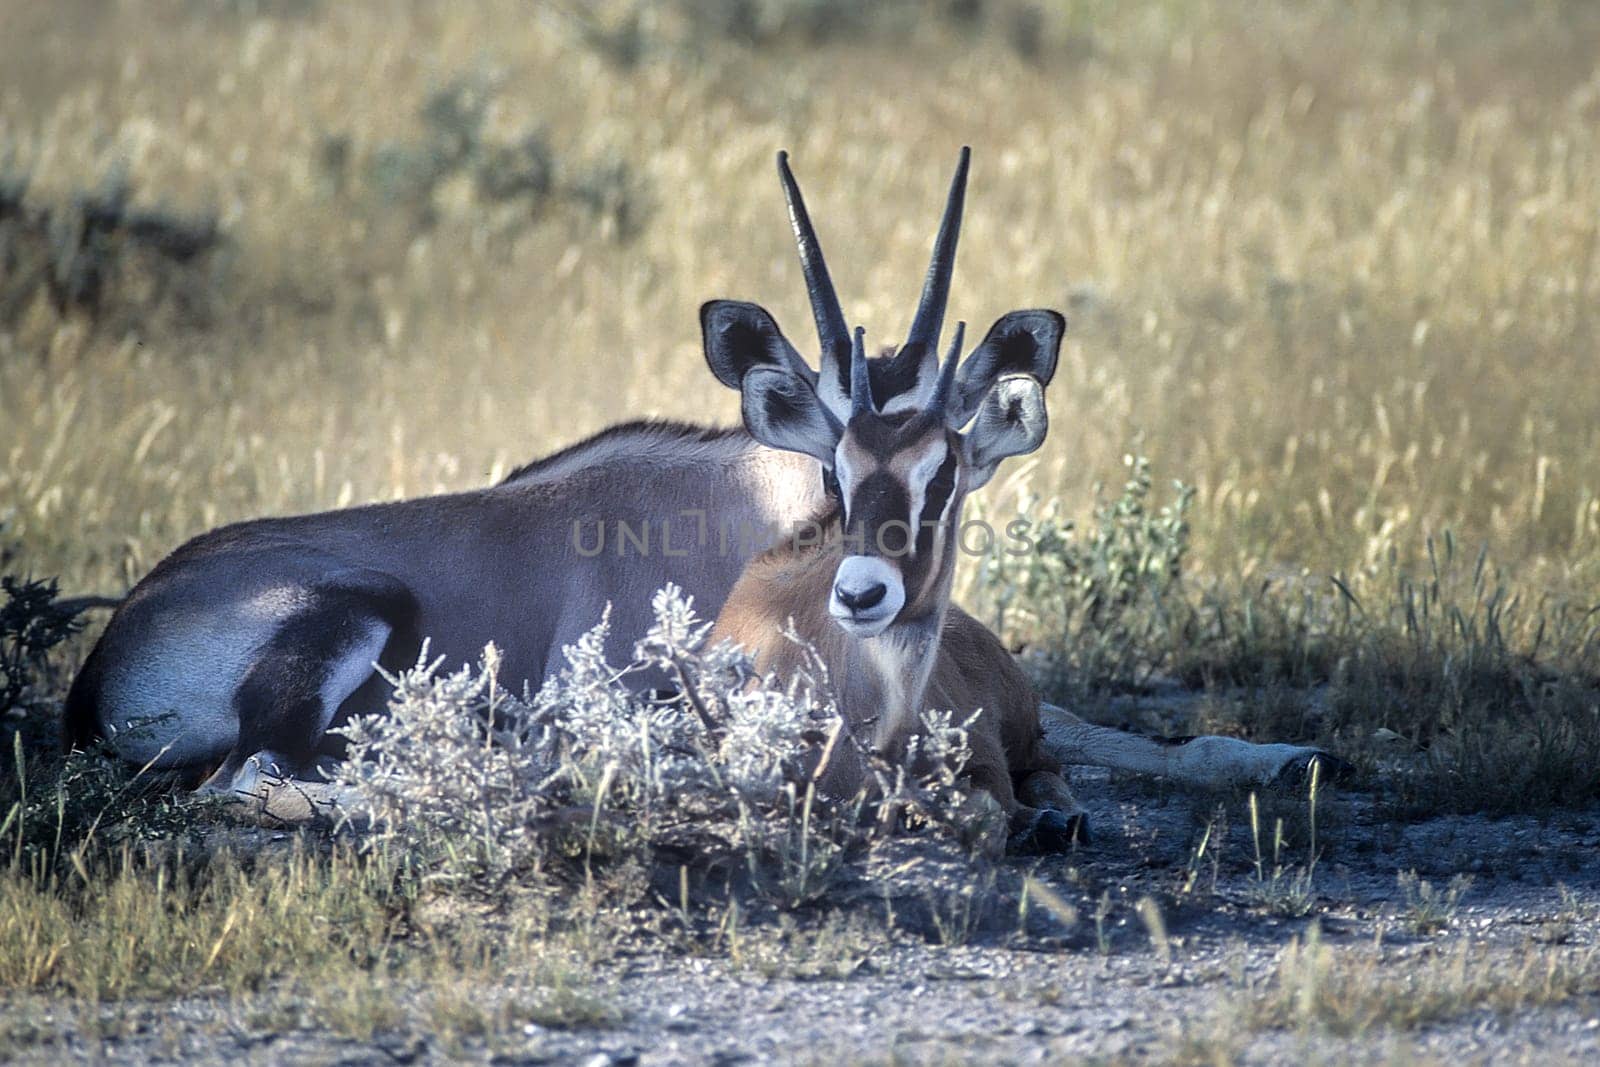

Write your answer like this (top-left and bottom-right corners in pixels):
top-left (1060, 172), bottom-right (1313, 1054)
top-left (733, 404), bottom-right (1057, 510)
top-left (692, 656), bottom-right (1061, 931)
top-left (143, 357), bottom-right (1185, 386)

top-left (331, 585), bottom-right (977, 888)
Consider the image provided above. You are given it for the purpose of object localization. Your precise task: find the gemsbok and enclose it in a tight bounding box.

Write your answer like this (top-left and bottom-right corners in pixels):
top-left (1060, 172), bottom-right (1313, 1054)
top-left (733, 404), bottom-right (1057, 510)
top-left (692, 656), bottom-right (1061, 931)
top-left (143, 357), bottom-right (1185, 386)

top-left (711, 323), bottom-right (1087, 851)
top-left (64, 146), bottom-right (1344, 803)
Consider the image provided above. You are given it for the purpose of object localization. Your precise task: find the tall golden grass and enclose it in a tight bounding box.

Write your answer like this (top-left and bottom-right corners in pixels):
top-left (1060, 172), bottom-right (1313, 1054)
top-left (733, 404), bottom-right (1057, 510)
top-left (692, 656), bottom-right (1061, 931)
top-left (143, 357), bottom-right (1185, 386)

top-left (2, 0), bottom-right (1598, 603)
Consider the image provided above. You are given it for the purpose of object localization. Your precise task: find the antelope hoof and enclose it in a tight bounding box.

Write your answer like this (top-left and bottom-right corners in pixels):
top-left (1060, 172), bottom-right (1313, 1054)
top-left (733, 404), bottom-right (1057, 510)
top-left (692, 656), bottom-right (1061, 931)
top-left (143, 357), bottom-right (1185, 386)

top-left (1273, 750), bottom-right (1356, 792)
top-left (1009, 808), bottom-right (1088, 855)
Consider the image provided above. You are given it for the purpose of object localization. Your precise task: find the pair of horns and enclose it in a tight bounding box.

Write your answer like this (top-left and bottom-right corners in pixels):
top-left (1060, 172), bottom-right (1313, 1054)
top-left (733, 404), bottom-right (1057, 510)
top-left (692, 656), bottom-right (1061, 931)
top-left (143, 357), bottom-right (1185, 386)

top-left (777, 146), bottom-right (971, 372)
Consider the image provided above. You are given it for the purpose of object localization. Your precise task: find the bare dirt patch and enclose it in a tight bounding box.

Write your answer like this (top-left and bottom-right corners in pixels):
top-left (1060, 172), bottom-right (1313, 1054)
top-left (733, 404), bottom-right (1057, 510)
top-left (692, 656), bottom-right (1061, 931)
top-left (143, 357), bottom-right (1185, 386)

top-left (5, 768), bottom-right (1597, 1066)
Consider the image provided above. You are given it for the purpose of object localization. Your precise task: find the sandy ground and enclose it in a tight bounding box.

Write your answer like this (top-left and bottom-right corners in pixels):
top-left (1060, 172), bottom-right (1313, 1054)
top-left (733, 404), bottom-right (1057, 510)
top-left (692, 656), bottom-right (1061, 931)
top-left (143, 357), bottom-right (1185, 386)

top-left (5, 765), bottom-right (1598, 1066)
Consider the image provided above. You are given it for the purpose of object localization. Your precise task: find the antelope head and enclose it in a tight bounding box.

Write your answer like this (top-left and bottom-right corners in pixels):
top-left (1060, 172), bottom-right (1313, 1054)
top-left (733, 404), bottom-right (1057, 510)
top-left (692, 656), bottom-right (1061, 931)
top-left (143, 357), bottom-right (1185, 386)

top-left (738, 319), bottom-right (1054, 636)
top-left (701, 147), bottom-right (1066, 638)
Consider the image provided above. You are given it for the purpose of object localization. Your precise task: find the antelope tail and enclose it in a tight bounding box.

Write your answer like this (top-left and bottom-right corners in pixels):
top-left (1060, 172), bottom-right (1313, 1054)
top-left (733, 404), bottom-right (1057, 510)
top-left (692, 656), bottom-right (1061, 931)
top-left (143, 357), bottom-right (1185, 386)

top-left (55, 594), bottom-right (125, 613)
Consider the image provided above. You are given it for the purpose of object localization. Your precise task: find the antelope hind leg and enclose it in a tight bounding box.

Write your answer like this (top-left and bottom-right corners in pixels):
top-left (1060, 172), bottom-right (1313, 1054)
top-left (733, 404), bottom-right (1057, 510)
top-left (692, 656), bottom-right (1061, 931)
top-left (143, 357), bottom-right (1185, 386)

top-left (198, 582), bottom-right (406, 812)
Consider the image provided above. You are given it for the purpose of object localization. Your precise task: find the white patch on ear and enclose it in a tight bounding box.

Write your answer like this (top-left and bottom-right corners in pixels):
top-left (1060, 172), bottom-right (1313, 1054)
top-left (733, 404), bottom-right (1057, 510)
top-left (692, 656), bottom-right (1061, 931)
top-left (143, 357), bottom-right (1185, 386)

top-left (950, 310), bottom-right (1065, 427)
top-left (962, 376), bottom-right (1048, 491)
top-left (741, 368), bottom-right (841, 465)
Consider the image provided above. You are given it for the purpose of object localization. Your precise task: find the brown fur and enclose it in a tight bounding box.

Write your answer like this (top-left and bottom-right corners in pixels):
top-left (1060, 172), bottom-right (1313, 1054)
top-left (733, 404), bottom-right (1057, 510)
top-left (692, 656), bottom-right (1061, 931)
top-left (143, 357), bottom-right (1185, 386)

top-left (710, 509), bottom-right (1064, 823)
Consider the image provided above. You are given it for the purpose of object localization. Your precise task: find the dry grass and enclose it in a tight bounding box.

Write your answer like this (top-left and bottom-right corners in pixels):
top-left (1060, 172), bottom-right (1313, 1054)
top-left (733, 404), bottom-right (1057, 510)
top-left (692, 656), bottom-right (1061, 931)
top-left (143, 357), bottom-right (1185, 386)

top-left (0, 825), bottom-right (623, 1055)
top-left (1156, 924), bottom-right (1600, 1062)
top-left (2, 0), bottom-right (1598, 596)
top-left (8, 1), bottom-right (1600, 800)
top-left (0, 840), bottom-right (399, 1002)
top-left (1238, 924), bottom-right (1600, 1037)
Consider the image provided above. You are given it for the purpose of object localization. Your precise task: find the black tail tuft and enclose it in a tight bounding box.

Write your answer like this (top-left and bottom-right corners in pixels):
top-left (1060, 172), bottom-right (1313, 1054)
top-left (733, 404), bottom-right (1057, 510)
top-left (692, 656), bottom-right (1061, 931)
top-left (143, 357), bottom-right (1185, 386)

top-left (60, 643), bottom-right (105, 753)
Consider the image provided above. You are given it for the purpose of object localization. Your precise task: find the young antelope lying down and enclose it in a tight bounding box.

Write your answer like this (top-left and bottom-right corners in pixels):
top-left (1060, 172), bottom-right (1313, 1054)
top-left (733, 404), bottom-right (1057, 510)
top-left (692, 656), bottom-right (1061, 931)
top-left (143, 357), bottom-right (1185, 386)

top-left (710, 322), bottom-right (1086, 852)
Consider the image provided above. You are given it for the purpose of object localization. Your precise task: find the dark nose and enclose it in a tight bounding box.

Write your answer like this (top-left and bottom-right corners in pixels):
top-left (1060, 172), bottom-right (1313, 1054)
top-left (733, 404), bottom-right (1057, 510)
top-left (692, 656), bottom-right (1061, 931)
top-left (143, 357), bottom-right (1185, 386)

top-left (835, 582), bottom-right (887, 612)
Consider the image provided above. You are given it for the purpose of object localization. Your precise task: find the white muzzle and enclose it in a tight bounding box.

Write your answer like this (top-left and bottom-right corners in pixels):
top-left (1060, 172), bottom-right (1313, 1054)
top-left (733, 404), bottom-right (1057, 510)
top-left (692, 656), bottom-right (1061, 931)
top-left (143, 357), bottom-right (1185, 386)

top-left (829, 555), bottom-right (905, 638)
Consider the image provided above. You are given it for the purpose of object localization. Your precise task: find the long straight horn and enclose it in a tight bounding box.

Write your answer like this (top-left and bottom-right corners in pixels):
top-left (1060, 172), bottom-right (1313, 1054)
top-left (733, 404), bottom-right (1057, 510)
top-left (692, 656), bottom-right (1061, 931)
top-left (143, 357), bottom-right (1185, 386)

top-left (929, 320), bottom-right (965, 423)
top-left (850, 326), bottom-right (872, 417)
top-left (777, 151), bottom-right (851, 365)
top-left (903, 146), bottom-right (971, 358)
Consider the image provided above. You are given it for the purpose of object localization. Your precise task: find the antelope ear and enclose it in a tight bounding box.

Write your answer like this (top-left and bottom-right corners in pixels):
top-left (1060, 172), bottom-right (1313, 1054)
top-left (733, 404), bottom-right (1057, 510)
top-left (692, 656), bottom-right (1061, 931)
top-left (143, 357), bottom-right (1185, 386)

top-left (739, 367), bottom-right (843, 466)
top-left (950, 310), bottom-right (1064, 427)
top-left (962, 376), bottom-right (1048, 491)
top-left (701, 300), bottom-right (817, 390)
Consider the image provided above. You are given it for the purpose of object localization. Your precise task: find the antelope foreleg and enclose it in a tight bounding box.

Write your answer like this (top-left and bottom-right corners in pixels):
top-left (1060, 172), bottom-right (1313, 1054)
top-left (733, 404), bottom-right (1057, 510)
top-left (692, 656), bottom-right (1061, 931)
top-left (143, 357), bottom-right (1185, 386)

top-left (1038, 702), bottom-right (1351, 792)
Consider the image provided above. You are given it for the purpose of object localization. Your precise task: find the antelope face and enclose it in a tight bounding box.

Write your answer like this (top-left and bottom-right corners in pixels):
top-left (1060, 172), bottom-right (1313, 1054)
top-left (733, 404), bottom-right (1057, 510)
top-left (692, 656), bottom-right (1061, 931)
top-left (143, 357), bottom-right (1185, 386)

top-left (729, 321), bottom-right (1056, 640)
top-left (828, 412), bottom-right (958, 636)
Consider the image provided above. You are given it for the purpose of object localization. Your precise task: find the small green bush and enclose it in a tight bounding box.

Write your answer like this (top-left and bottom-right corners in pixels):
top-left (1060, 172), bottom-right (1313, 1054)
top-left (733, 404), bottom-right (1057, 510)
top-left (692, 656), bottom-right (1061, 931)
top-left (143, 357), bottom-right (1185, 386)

top-left (970, 453), bottom-right (1194, 698)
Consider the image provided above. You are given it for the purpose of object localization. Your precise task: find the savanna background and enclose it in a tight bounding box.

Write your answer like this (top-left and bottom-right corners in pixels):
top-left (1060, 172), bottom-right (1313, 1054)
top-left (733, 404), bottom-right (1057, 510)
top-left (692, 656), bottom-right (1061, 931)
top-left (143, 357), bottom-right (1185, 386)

top-left (3, 2), bottom-right (1599, 1063)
